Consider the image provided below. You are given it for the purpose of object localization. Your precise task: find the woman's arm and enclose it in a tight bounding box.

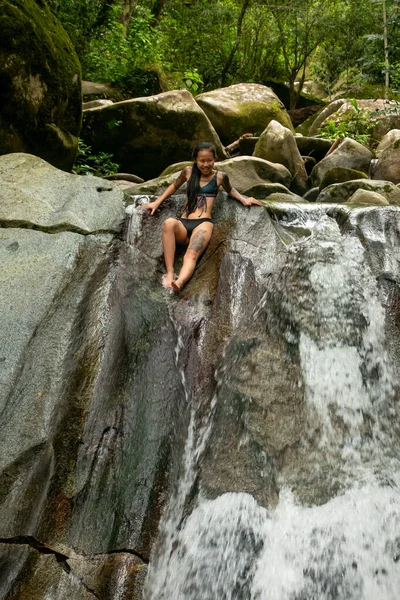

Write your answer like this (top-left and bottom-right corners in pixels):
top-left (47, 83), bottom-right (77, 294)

top-left (220, 172), bottom-right (262, 207)
top-left (139, 168), bottom-right (190, 215)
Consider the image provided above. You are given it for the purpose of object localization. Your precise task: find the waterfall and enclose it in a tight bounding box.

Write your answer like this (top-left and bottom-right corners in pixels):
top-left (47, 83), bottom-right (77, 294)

top-left (139, 202), bottom-right (400, 599)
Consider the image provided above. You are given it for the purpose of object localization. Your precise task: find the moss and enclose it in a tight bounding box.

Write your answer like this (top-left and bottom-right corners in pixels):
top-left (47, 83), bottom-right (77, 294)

top-left (0, 0), bottom-right (82, 169)
top-left (320, 167), bottom-right (368, 190)
top-left (295, 110), bottom-right (322, 135)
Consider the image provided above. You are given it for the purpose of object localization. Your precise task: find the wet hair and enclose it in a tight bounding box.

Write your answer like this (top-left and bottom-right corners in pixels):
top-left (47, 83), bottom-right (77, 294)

top-left (186, 142), bottom-right (216, 214)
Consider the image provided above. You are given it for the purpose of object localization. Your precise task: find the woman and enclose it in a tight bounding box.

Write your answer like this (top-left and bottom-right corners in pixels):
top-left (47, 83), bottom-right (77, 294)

top-left (140, 142), bottom-right (262, 292)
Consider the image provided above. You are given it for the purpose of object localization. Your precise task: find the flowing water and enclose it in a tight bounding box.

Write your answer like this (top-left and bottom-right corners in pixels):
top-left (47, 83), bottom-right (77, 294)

top-left (142, 204), bottom-right (400, 599)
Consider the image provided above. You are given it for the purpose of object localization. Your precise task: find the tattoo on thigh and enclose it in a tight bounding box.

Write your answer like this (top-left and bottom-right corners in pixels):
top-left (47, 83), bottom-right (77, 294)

top-left (189, 229), bottom-right (207, 252)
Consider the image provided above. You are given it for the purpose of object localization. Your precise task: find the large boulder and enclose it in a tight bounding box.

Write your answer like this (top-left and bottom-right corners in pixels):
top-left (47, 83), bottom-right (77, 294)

top-left (0, 0), bottom-right (82, 171)
top-left (372, 129), bottom-right (400, 184)
top-left (253, 120), bottom-right (308, 195)
top-left (310, 137), bottom-right (373, 187)
top-left (195, 83), bottom-right (293, 146)
top-left (81, 90), bottom-right (227, 180)
top-left (0, 153), bottom-right (125, 233)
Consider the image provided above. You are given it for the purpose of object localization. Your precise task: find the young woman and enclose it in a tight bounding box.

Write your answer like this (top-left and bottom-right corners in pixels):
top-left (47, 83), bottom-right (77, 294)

top-left (140, 142), bottom-right (262, 292)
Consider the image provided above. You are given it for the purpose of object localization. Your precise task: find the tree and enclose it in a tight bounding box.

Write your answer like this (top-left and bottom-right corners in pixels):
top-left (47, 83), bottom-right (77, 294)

top-left (221, 0), bottom-right (252, 85)
top-left (260, 0), bottom-right (339, 108)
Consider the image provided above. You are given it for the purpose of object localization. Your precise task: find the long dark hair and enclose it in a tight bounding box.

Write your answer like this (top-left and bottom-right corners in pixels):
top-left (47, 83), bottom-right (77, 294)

top-left (186, 142), bottom-right (216, 214)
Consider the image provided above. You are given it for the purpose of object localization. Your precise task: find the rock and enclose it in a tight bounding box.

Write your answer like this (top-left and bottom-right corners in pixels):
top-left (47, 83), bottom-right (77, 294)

top-left (288, 104), bottom-right (322, 127)
top-left (376, 129), bottom-right (400, 153)
top-left (372, 130), bottom-right (400, 184)
top-left (0, 227), bottom-right (115, 531)
top-left (308, 98), bottom-right (347, 136)
top-left (159, 161), bottom-right (192, 177)
top-left (0, 0), bottom-right (81, 171)
top-left (347, 188), bottom-right (389, 206)
top-left (126, 173), bottom-right (184, 196)
top-left (318, 179), bottom-right (400, 205)
top-left (372, 114), bottom-right (400, 141)
top-left (126, 156), bottom-right (292, 197)
top-left (303, 155), bottom-right (316, 175)
top-left (309, 98), bottom-right (398, 142)
top-left (0, 153), bottom-right (125, 233)
top-left (243, 183), bottom-right (292, 200)
top-left (68, 552), bottom-right (147, 600)
top-left (265, 192), bottom-right (305, 203)
top-left (195, 83), bottom-right (293, 146)
top-left (215, 156), bottom-right (291, 192)
top-left (295, 136), bottom-right (334, 162)
top-left (319, 166), bottom-right (369, 190)
top-left (311, 137), bottom-right (373, 187)
top-left (81, 89), bottom-right (227, 180)
top-left (254, 120), bottom-right (309, 195)
top-left (83, 99), bottom-right (114, 110)
top-left (105, 172), bottom-right (144, 183)
top-left (82, 80), bottom-right (121, 99)
top-left (303, 187), bottom-right (320, 202)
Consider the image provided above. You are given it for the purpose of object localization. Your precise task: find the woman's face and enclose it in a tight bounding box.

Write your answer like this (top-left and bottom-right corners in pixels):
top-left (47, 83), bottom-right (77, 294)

top-left (195, 149), bottom-right (215, 176)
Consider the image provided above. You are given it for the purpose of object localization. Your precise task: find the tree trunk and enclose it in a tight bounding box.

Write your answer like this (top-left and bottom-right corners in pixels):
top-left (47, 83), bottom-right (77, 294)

top-left (151, 0), bottom-right (167, 24)
top-left (120, 0), bottom-right (135, 35)
top-left (382, 0), bottom-right (390, 102)
top-left (221, 0), bottom-right (251, 86)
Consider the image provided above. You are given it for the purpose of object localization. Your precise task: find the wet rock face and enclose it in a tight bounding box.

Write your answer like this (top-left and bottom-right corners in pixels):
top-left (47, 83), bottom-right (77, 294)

top-left (3, 149), bottom-right (400, 598)
top-left (0, 0), bottom-right (81, 171)
top-left (0, 155), bottom-right (154, 599)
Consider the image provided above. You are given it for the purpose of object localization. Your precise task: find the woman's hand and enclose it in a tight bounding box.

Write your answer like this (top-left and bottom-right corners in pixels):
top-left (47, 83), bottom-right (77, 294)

top-left (242, 196), bottom-right (263, 207)
top-left (138, 201), bottom-right (159, 215)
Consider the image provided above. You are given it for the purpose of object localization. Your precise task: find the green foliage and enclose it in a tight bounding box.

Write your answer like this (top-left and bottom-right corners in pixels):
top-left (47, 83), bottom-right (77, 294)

top-left (370, 99), bottom-right (400, 117)
top-left (84, 5), bottom-right (161, 95)
top-left (51, 0), bottom-right (400, 104)
top-left (182, 70), bottom-right (203, 94)
top-left (73, 140), bottom-right (120, 176)
top-left (318, 99), bottom-right (375, 146)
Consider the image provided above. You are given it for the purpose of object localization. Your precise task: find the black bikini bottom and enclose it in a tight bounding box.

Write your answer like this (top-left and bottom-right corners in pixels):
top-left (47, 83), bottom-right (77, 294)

top-left (178, 217), bottom-right (213, 236)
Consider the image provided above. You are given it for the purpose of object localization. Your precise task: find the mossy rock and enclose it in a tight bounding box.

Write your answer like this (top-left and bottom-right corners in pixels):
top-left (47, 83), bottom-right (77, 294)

top-left (81, 90), bottom-right (227, 180)
top-left (320, 167), bottom-right (368, 190)
top-left (0, 0), bottom-right (82, 170)
top-left (159, 161), bottom-right (192, 177)
top-left (243, 182), bottom-right (291, 200)
top-left (263, 192), bottom-right (305, 204)
top-left (318, 179), bottom-right (400, 205)
top-left (196, 83), bottom-right (293, 146)
top-left (347, 188), bottom-right (389, 206)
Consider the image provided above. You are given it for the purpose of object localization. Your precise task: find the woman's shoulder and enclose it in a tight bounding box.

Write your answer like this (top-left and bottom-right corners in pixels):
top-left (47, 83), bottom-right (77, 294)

top-left (182, 165), bottom-right (192, 178)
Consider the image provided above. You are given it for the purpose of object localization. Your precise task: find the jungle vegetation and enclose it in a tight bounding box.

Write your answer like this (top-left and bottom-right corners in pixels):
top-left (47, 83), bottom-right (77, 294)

top-left (47, 0), bottom-right (400, 107)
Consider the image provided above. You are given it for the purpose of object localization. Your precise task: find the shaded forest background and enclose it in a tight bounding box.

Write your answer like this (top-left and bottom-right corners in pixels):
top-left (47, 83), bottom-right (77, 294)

top-left (48, 0), bottom-right (400, 108)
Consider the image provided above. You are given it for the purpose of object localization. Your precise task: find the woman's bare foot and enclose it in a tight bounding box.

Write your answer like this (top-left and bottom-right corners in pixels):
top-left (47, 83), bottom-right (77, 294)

top-left (162, 273), bottom-right (175, 288)
top-left (171, 280), bottom-right (181, 293)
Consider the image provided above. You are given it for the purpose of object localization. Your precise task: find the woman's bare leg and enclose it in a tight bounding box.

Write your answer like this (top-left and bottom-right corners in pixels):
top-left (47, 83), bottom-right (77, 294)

top-left (162, 218), bottom-right (188, 286)
top-left (173, 222), bottom-right (213, 290)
